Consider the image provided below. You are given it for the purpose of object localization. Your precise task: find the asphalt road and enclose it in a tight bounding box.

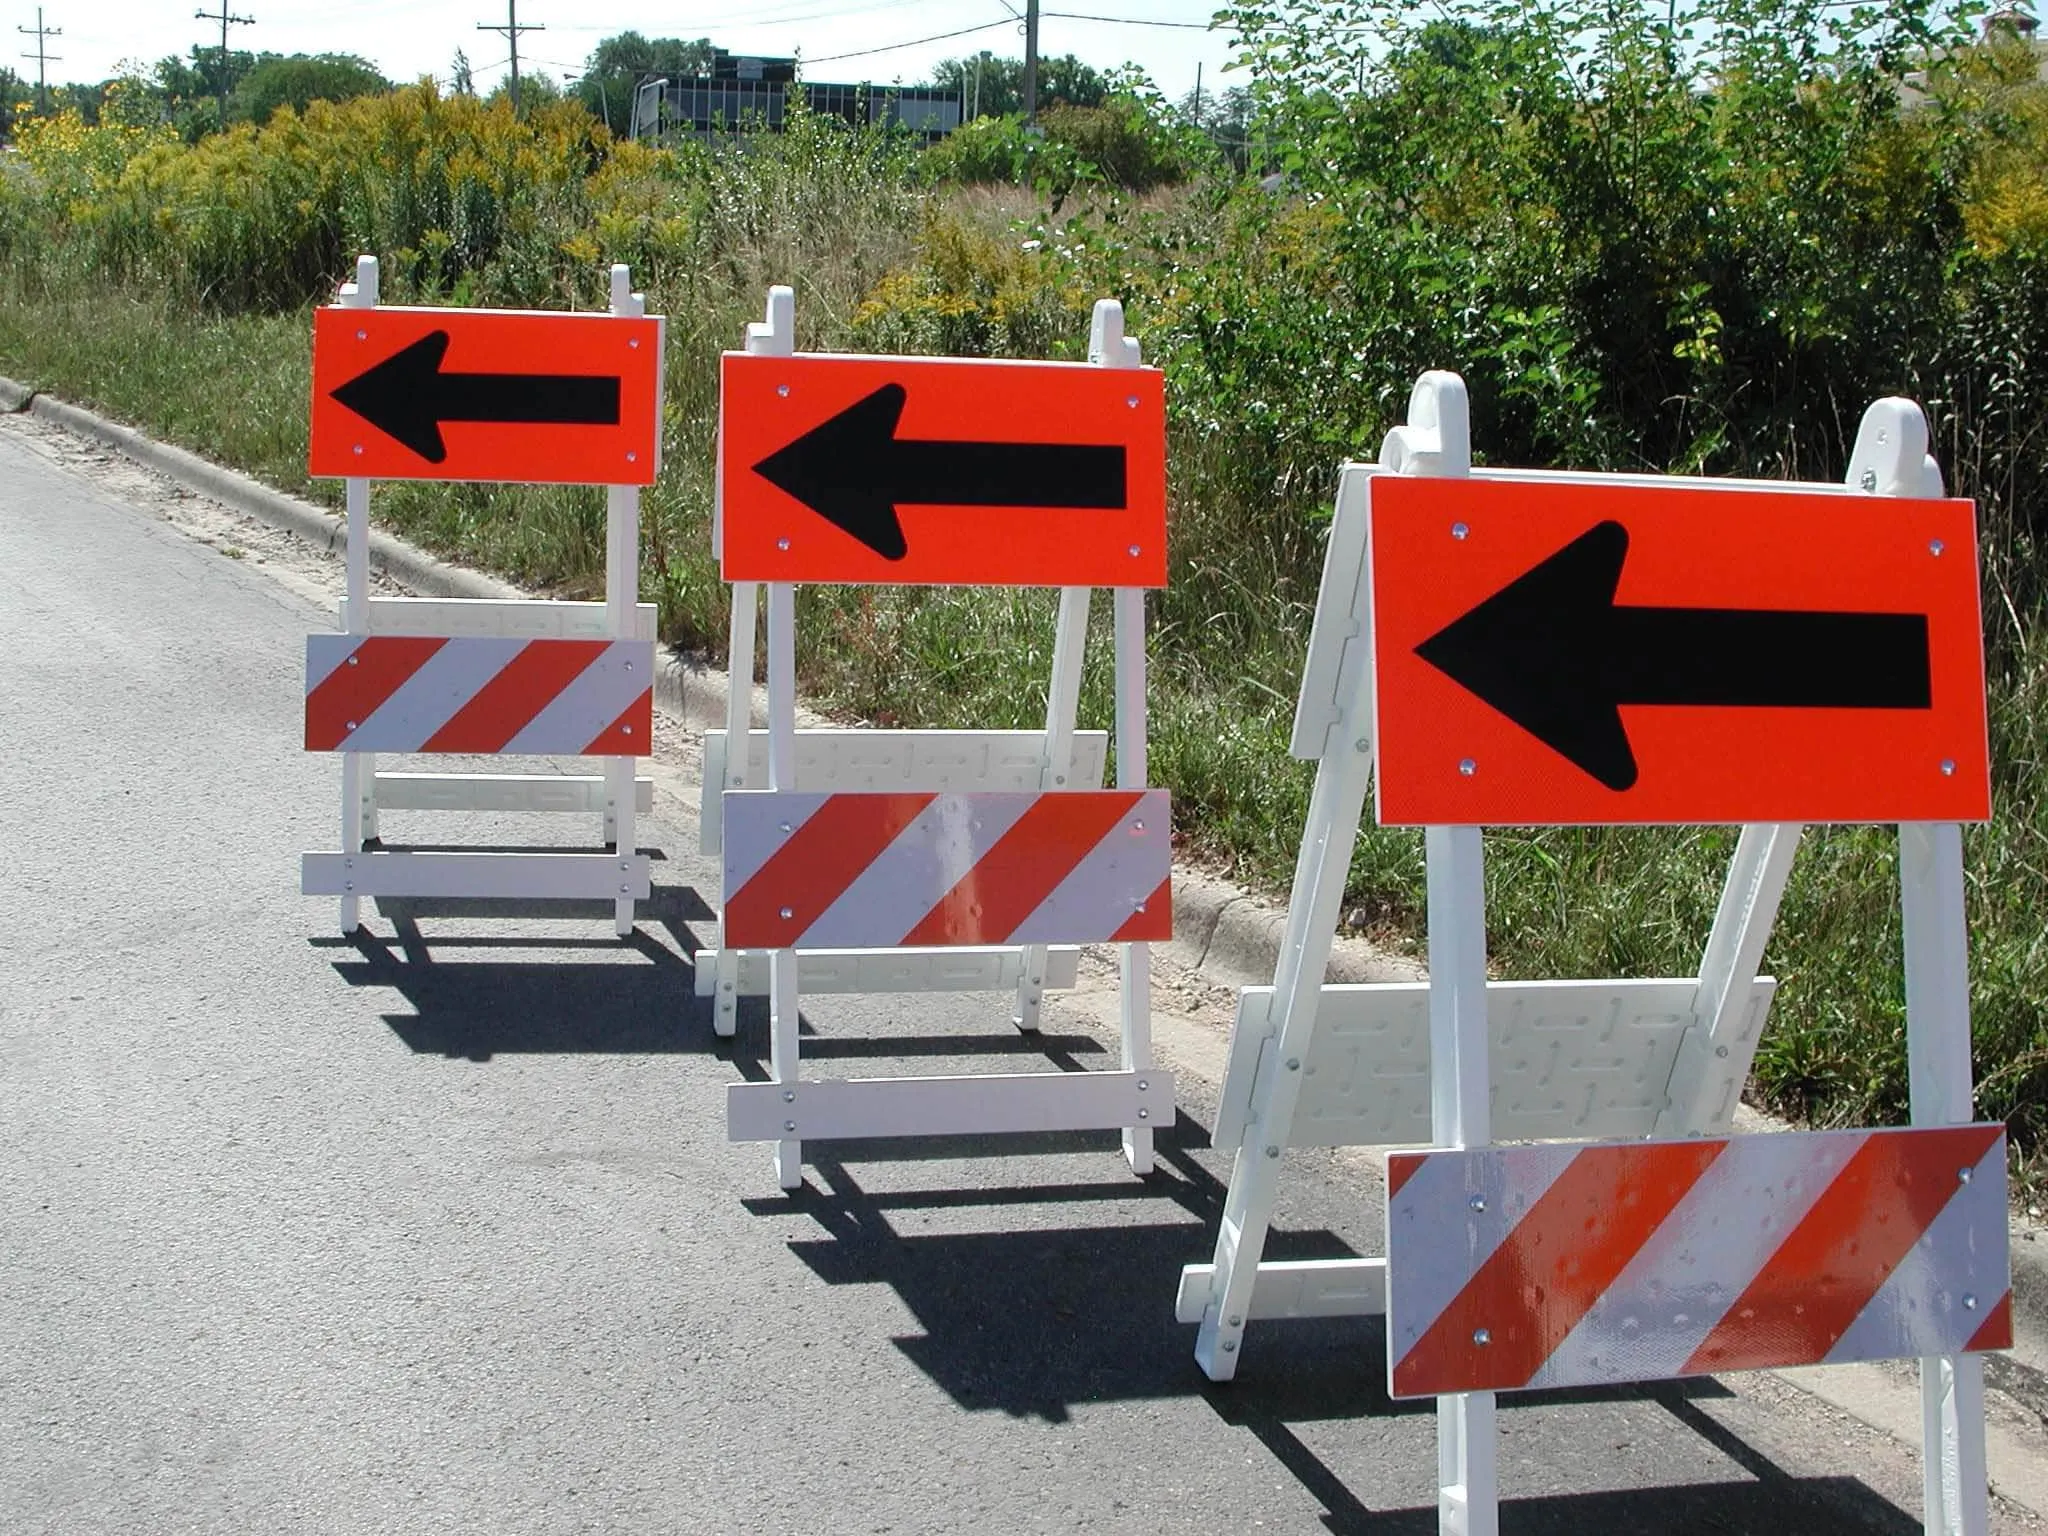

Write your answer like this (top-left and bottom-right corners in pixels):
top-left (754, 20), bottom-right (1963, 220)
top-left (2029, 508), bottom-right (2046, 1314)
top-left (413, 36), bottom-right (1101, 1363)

top-left (2, 417), bottom-right (2036, 1534)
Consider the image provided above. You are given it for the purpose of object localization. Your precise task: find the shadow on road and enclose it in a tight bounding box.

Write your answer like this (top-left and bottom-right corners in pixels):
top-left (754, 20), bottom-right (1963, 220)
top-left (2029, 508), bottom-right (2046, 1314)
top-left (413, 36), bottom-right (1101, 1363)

top-left (312, 877), bottom-right (714, 1058)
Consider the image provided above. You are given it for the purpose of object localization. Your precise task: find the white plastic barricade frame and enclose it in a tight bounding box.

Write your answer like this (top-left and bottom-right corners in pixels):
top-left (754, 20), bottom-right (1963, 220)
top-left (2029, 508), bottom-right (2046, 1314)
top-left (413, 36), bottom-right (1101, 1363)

top-left (301, 256), bottom-right (659, 937)
top-left (1181, 372), bottom-right (2001, 1536)
top-left (709, 289), bottom-right (1175, 1189)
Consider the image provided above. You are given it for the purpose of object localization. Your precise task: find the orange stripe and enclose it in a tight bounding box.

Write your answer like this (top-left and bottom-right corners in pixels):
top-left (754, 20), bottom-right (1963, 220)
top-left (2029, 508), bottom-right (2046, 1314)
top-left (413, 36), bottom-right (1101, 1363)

top-left (1387, 1153), bottom-right (1424, 1201)
top-left (725, 793), bottom-right (935, 947)
top-left (1965, 1291), bottom-right (2013, 1354)
top-left (583, 688), bottom-right (652, 756)
top-left (305, 636), bottom-right (446, 750)
top-left (1393, 1141), bottom-right (1724, 1396)
top-left (901, 791), bottom-right (1142, 947)
top-left (1108, 877), bottom-right (1173, 942)
top-left (1682, 1123), bottom-right (2004, 1375)
top-left (421, 640), bottom-right (607, 753)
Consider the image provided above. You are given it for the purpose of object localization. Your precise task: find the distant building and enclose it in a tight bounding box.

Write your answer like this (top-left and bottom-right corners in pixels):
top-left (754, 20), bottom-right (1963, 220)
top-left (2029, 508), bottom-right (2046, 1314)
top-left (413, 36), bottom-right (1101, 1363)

top-left (634, 49), bottom-right (963, 142)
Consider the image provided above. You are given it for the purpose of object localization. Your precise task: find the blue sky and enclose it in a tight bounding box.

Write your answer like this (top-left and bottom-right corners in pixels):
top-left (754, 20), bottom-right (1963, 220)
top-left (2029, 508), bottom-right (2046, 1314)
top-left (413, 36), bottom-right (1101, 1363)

top-left (31, 1), bottom-right (1243, 103)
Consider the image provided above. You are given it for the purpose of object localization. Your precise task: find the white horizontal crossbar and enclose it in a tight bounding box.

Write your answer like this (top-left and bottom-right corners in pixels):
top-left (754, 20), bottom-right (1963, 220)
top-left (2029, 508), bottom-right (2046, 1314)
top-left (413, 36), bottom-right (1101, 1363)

top-left (372, 772), bottom-right (653, 814)
top-left (355, 597), bottom-right (658, 641)
top-left (728, 1068), bottom-right (1173, 1142)
top-left (302, 850), bottom-right (652, 900)
top-left (1175, 1258), bottom-right (1387, 1325)
top-left (700, 728), bottom-right (1110, 855)
top-left (1215, 976), bottom-right (1777, 1152)
top-left (693, 945), bottom-right (1082, 997)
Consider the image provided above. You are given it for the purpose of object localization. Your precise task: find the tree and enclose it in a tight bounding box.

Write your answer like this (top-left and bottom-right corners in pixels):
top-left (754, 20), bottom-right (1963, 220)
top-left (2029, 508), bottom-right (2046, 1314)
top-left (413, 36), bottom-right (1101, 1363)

top-left (450, 49), bottom-right (476, 97)
top-left (233, 54), bottom-right (390, 123)
top-left (0, 66), bottom-right (24, 140)
top-left (926, 52), bottom-right (1106, 118)
top-left (574, 32), bottom-right (715, 132)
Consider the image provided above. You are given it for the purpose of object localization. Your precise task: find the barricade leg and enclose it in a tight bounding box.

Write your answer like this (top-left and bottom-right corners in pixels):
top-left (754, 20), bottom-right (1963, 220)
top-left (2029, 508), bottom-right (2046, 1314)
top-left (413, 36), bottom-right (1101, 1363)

top-left (766, 580), bottom-right (801, 1187)
top-left (1426, 824), bottom-right (1497, 1536)
top-left (1113, 587), bottom-right (1155, 1172)
top-left (360, 750), bottom-right (380, 843)
top-left (1901, 820), bottom-right (1989, 1536)
top-left (1013, 585), bottom-right (1090, 1034)
top-left (714, 580), bottom-right (760, 1036)
top-left (339, 752), bottom-right (365, 935)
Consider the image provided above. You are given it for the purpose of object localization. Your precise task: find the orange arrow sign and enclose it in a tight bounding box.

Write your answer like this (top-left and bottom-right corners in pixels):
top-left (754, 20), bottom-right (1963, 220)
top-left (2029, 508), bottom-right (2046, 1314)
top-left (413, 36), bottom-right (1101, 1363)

top-left (1370, 476), bottom-right (1991, 826)
top-left (720, 352), bottom-right (1168, 586)
top-left (310, 306), bottom-right (663, 485)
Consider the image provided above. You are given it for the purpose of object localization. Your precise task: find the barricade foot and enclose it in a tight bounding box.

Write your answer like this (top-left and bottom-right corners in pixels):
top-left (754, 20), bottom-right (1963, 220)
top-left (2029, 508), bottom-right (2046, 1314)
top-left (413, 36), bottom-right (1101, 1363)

top-left (775, 1138), bottom-right (802, 1190)
top-left (1122, 1125), bottom-right (1154, 1175)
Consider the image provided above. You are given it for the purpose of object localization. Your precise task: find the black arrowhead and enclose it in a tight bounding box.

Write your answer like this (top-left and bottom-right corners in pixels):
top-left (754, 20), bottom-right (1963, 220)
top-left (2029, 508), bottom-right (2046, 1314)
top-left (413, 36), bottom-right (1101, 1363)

top-left (1414, 518), bottom-right (1934, 793)
top-left (750, 382), bottom-right (1129, 562)
top-left (1416, 519), bottom-right (1641, 790)
top-left (752, 382), bottom-right (914, 560)
top-left (331, 331), bottom-right (455, 462)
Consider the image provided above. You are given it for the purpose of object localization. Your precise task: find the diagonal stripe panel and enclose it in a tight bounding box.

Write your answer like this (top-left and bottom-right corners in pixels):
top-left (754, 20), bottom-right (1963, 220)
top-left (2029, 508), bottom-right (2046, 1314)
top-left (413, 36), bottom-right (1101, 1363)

top-left (305, 636), bottom-right (447, 749)
top-left (1682, 1123), bottom-right (2004, 1375)
top-left (724, 792), bottom-right (936, 947)
top-left (1008, 790), bottom-right (1171, 945)
top-left (1966, 1291), bottom-right (2014, 1354)
top-left (800, 793), bottom-right (1036, 949)
top-left (902, 790), bottom-right (1143, 947)
top-left (423, 639), bottom-right (607, 751)
top-left (1391, 1140), bottom-right (1725, 1397)
top-left (1388, 1125), bottom-right (2012, 1399)
top-left (501, 642), bottom-right (651, 755)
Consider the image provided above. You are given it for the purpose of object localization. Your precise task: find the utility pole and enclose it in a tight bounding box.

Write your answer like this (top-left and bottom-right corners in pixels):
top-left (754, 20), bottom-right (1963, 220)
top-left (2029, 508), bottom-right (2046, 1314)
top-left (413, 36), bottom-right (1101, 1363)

top-left (1023, 0), bottom-right (1040, 124)
top-left (193, 2), bottom-right (253, 124)
top-left (478, 0), bottom-right (543, 118)
top-left (16, 6), bottom-right (60, 116)
top-left (1191, 61), bottom-right (1201, 129)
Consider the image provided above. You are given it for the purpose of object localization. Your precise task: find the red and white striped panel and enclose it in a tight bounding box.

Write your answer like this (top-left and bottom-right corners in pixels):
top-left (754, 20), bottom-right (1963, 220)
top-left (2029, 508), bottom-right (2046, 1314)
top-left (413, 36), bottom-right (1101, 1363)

top-left (722, 789), bottom-right (1171, 949)
top-left (1386, 1123), bottom-right (2011, 1399)
top-left (305, 635), bottom-right (653, 755)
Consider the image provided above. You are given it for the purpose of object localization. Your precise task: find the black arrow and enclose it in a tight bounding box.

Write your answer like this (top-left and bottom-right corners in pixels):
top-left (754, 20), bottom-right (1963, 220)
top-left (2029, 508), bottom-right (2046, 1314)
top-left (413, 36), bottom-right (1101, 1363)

top-left (330, 331), bottom-right (621, 463)
top-left (1414, 519), bottom-right (1933, 791)
top-left (750, 382), bottom-right (1127, 560)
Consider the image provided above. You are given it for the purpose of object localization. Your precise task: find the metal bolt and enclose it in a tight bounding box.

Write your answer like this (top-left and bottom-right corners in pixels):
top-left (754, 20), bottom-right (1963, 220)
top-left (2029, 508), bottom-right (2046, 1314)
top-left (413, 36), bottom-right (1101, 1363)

top-left (1963, 1293), bottom-right (1979, 1311)
top-left (1138, 1108), bottom-right (1150, 1120)
top-left (783, 1090), bottom-right (795, 1103)
top-left (721, 982), bottom-right (734, 993)
top-left (624, 660), bottom-right (633, 671)
top-left (1473, 1328), bottom-right (1492, 1346)
top-left (1469, 1194), bottom-right (1487, 1213)
top-left (621, 725), bottom-right (632, 736)
top-left (1137, 1079), bottom-right (1149, 1091)
top-left (1127, 396), bottom-right (1139, 408)
top-left (353, 444), bottom-right (364, 455)
top-left (776, 537), bottom-right (791, 551)
top-left (619, 884), bottom-right (629, 894)
top-left (778, 821), bottom-right (792, 834)
top-left (1459, 758), bottom-right (1477, 777)
top-left (1451, 522), bottom-right (1470, 540)
top-left (1941, 759), bottom-right (1956, 776)
top-left (1227, 1315), bottom-right (1242, 1328)
top-left (1959, 1166), bottom-right (1974, 1184)
top-left (345, 721), bottom-right (358, 732)
top-left (1128, 544), bottom-right (1142, 557)
top-left (1054, 775), bottom-right (1067, 786)
top-left (1716, 1045), bottom-right (1730, 1058)
top-left (1930, 539), bottom-right (1945, 557)
top-left (344, 882), bottom-right (355, 892)
top-left (629, 338), bottom-right (640, 348)
top-left (1354, 737), bottom-right (1370, 754)
top-left (1133, 819), bottom-right (1145, 832)
top-left (1860, 468), bottom-right (1880, 493)
top-left (784, 1120), bottom-right (797, 1133)
top-left (356, 328), bottom-right (367, 340)
top-left (626, 452), bottom-right (637, 464)
top-left (1286, 1058), bottom-right (1300, 1072)
top-left (1133, 900), bottom-right (1147, 914)
top-left (776, 384), bottom-right (790, 397)
top-left (1030, 976), bottom-right (1041, 986)
top-left (779, 906), bottom-right (794, 920)
top-left (347, 655), bottom-right (358, 667)
top-left (1265, 1146), bottom-right (1280, 1159)
top-left (1221, 1340), bottom-right (1237, 1353)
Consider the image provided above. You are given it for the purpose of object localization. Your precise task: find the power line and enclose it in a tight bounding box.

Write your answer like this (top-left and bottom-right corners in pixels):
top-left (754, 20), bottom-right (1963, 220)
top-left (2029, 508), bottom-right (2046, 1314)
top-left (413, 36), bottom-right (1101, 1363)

top-left (478, 0), bottom-right (544, 115)
top-left (1043, 10), bottom-right (1218, 27)
top-left (803, 17), bottom-right (1016, 65)
top-left (193, 2), bottom-right (253, 121)
top-left (16, 5), bottom-right (60, 115)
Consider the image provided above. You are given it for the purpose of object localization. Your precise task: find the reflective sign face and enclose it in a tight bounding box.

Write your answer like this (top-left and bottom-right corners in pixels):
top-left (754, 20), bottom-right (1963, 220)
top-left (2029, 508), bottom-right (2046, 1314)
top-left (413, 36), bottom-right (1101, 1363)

top-left (719, 352), bottom-right (1168, 586)
top-left (310, 306), bottom-right (663, 484)
top-left (1369, 476), bottom-right (1991, 826)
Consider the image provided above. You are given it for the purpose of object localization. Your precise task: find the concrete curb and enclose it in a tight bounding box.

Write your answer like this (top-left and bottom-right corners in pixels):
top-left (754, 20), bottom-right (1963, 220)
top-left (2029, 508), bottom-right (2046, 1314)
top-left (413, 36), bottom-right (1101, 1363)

top-left (12, 376), bottom-right (2045, 1387)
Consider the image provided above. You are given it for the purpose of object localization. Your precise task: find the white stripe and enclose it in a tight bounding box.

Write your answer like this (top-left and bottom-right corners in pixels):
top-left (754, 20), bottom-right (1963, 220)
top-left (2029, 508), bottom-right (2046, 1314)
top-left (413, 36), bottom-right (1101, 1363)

top-left (305, 634), bottom-right (357, 693)
top-left (1007, 789), bottom-right (1169, 944)
top-left (1386, 1142), bottom-right (1583, 1363)
top-left (722, 791), bottom-right (833, 894)
top-left (501, 641), bottom-right (654, 754)
top-left (1825, 1134), bottom-right (2008, 1365)
top-left (801, 792), bottom-right (1035, 948)
top-left (1526, 1129), bottom-right (1860, 1389)
top-left (349, 638), bottom-right (521, 750)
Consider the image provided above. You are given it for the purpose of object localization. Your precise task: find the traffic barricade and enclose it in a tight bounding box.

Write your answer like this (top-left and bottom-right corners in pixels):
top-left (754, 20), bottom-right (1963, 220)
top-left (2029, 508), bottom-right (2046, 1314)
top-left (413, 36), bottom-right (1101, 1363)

top-left (706, 287), bottom-right (1177, 1188)
top-left (1180, 370), bottom-right (2006, 1535)
top-left (300, 255), bottom-right (664, 937)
